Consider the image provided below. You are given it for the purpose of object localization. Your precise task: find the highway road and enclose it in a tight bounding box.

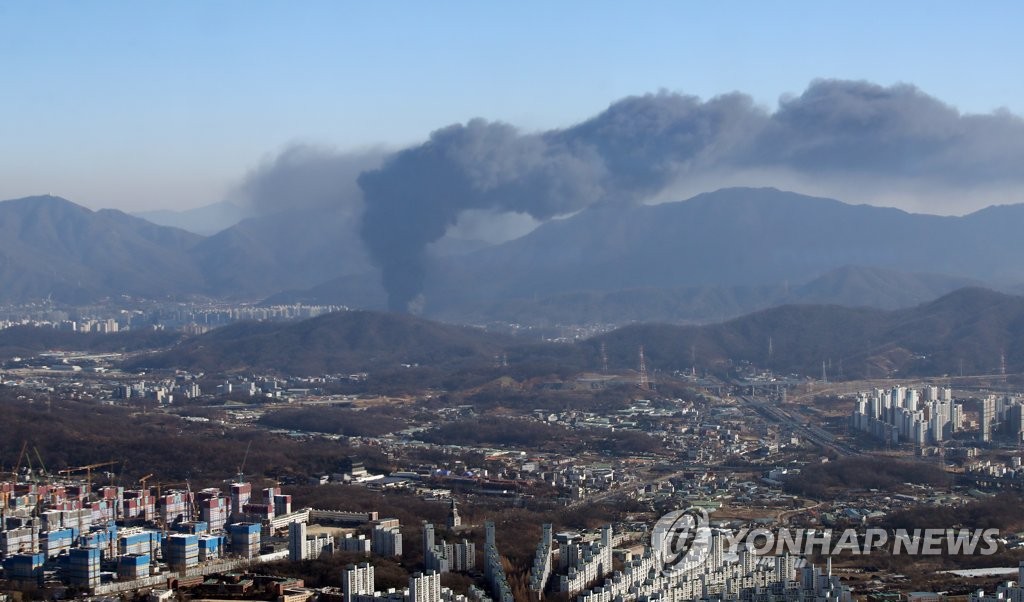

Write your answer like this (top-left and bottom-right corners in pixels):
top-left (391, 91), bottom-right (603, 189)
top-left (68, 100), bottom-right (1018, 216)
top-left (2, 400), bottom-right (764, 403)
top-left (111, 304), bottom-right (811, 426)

top-left (741, 396), bottom-right (861, 457)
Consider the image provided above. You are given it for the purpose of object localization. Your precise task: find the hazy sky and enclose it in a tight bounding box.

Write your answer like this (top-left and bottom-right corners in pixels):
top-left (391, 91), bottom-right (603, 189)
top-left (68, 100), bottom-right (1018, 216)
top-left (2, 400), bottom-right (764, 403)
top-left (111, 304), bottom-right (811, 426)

top-left (1, 1), bottom-right (1022, 213)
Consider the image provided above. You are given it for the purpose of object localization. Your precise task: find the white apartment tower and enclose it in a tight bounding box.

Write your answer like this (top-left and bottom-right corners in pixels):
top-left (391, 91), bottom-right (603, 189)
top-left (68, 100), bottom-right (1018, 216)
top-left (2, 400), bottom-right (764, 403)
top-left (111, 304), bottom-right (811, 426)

top-left (342, 562), bottom-right (375, 602)
top-left (409, 571), bottom-right (442, 602)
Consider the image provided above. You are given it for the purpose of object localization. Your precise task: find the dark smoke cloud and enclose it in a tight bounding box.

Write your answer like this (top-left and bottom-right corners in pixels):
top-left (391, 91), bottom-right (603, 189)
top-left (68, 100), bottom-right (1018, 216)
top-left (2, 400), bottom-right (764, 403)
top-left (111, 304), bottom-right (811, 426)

top-left (233, 144), bottom-right (385, 217)
top-left (358, 79), bottom-right (1024, 311)
top-left (756, 80), bottom-right (1024, 182)
top-left (555, 91), bottom-right (767, 196)
top-left (357, 121), bottom-right (607, 310)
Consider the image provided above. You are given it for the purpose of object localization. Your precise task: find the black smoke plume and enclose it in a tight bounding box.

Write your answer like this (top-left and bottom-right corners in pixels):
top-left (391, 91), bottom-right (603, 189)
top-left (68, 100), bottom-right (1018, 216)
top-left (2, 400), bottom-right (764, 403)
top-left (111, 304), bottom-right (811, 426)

top-left (358, 80), bottom-right (1024, 312)
top-left (234, 144), bottom-right (384, 217)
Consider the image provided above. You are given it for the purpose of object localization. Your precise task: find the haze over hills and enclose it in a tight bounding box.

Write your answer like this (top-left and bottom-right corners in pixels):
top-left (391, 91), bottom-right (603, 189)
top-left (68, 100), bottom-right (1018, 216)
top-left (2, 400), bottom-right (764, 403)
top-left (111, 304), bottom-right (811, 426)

top-left (272, 187), bottom-right (1020, 322)
top-left (424, 188), bottom-right (1024, 302)
top-left (8, 80), bottom-right (1024, 319)
top-left (2, 188), bottom-right (1023, 324)
top-left (0, 195), bottom-right (373, 302)
top-left (188, 207), bottom-right (372, 298)
top-left (0, 195), bottom-right (204, 303)
top-left (133, 200), bottom-right (250, 236)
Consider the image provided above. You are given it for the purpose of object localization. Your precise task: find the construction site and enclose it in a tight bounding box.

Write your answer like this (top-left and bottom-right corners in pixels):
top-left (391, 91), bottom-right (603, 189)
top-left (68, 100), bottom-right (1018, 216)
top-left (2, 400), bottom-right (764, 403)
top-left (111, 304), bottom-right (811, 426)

top-left (0, 443), bottom-right (331, 597)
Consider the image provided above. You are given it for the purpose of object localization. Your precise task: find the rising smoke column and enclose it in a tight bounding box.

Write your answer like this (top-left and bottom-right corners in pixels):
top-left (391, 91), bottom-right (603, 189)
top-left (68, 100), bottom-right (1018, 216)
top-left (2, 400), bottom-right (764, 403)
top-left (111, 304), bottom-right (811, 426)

top-left (358, 93), bottom-right (757, 311)
top-left (357, 119), bottom-right (605, 311)
top-left (358, 81), bottom-right (1024, 312)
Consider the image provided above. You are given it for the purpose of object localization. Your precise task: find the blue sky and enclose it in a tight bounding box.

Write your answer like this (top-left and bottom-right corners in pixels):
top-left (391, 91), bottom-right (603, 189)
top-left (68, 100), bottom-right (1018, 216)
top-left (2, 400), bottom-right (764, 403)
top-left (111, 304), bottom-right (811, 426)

top-left (1, 1), bottom-right (1022, 211)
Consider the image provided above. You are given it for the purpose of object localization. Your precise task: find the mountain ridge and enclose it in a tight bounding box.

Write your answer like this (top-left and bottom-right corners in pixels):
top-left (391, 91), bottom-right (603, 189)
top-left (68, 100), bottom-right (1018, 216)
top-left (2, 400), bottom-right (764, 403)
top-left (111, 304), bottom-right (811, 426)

top-left (124, 287), bottom-right (1024, 381)
top-left (126, 309), bottom-right (514, 375)
top-left (269, 187), bottom-right (1019, 323)
top-left (590, 286), bottom-right (1024, 379)
top-left (3, 188), bottom-right (1024, 318)
top-left (133, 200), bottom-right (249, 236)
top-left (0, 195), bottom-right (204, 303)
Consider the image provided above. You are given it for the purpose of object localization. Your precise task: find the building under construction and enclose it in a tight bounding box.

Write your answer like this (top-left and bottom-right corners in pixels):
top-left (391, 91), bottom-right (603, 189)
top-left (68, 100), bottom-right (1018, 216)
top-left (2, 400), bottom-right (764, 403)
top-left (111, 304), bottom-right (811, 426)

top-left (0, 466), bottom-right (306, 595)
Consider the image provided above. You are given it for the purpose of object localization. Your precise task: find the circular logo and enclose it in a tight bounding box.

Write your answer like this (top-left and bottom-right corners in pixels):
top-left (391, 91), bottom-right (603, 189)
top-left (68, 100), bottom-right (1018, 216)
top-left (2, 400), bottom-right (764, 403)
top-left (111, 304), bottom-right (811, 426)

top-left (653, 507), bottom-right (712, 569)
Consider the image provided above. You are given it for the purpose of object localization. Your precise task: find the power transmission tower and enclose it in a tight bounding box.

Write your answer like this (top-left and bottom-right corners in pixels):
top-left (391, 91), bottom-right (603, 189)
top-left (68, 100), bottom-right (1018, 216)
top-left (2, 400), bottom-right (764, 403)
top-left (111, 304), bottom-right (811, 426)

top-left (638, 346), bottom-right (650, 391)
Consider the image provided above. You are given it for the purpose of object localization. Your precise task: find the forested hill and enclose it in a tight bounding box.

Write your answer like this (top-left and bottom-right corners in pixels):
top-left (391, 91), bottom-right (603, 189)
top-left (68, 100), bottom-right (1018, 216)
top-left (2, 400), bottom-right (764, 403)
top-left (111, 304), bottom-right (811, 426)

top-left (124, 309), bottom-right (515, 375)
top-left (588, 287), bottom-right (1024, 379)
top-left (121, 287), bottom-right (1024, 382)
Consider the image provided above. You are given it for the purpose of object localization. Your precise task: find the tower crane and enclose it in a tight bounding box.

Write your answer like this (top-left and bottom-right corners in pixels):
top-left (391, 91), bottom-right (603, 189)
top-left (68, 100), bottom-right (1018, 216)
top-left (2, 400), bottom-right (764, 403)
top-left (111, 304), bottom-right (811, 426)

top-left (33, 447), bottom-right (48, 481)
top-left (58, 461), bottom-right (119, 496)
top-left (151, 481), bottom-right (190, 499)
top-left (11, 441), bottom-right (28, 483)
top-left (236, 441), bottom-right (252, 484)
